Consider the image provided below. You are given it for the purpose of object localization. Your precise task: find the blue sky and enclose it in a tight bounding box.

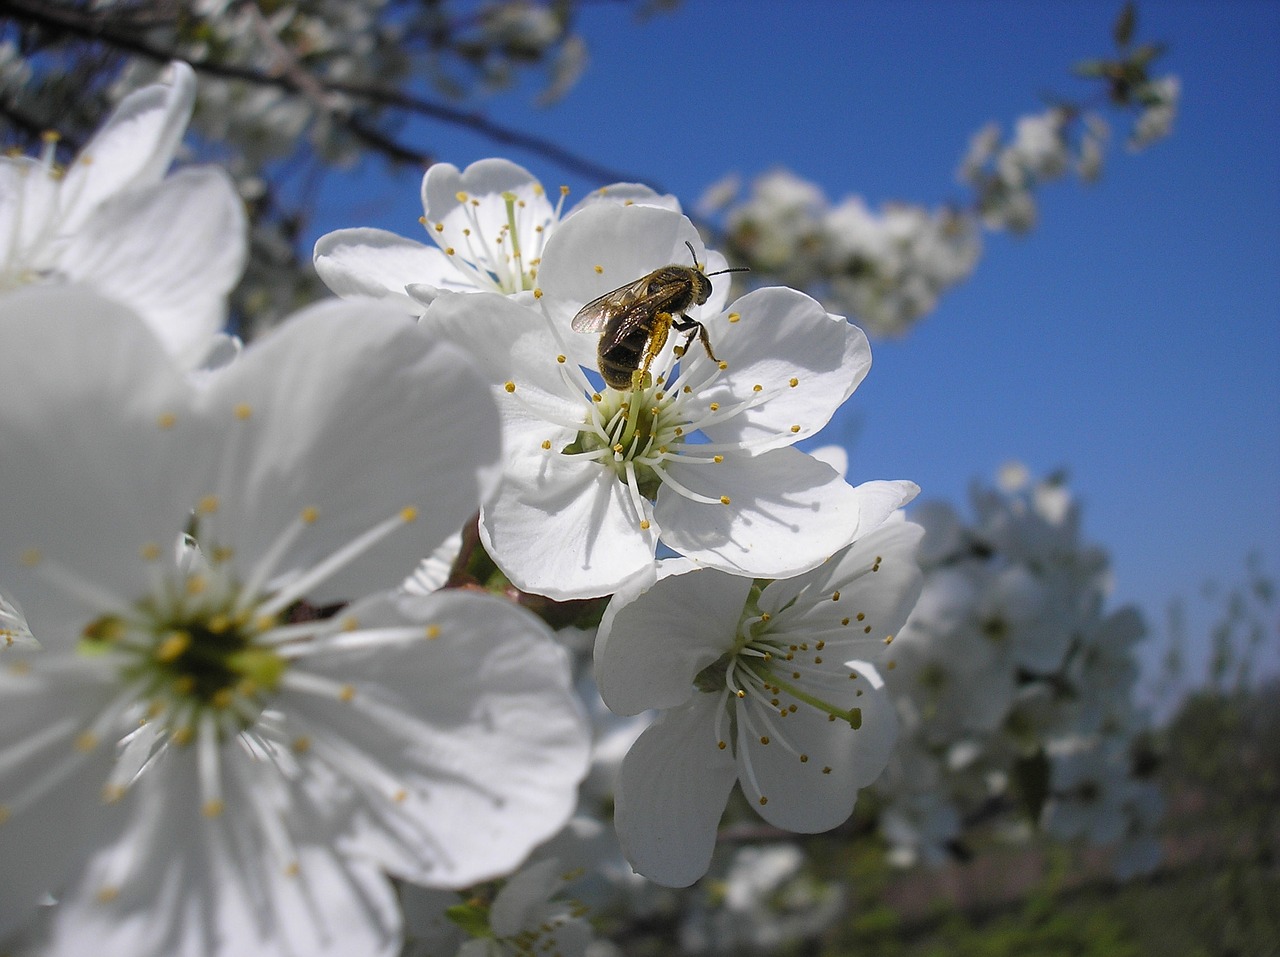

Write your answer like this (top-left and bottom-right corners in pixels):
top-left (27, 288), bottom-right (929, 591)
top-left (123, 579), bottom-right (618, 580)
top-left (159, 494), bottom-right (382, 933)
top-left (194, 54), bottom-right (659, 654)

top-left (312, 0), bottom-right (1280, 689)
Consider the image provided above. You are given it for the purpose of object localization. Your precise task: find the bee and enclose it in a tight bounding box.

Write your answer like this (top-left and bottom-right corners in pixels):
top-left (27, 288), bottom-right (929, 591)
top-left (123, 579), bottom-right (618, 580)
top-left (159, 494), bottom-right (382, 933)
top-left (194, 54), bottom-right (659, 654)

top-left (571, 241), bottom-right (748, 392)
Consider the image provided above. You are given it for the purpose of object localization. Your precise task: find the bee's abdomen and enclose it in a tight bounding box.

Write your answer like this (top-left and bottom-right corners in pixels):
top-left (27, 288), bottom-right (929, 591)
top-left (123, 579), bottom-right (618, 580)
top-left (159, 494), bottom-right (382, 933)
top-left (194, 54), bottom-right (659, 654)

top-left (599, 328), bottom-right (649, 391)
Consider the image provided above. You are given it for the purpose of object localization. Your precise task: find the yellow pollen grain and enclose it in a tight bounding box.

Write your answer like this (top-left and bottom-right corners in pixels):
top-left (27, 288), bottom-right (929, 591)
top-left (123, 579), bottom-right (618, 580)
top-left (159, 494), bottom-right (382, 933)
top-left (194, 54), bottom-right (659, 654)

top-left (140, 542), bottom-right (162, 561)
top-left (504, 380), bottom-right (516, 393)
top-left (157, 411), bottom-right (177, 429)
top-left (593, 264), bottom-right (603, 274)
top-left (426, 624), bottom-right (441, 639)
top-left (639, 520), bottom-right (651, 530)
top-left (95, 885), bottom-right (121, 904)
top-left (400, 506), bottom-right (419, 523)
top-left (720, 495), bottom-right (731, 505)
top-left (718, 740), bottom-right (727, 750)
top-left (541, 439), bottom-right (552, 450)
top-left (339, 684), bottom-right (356, 702)
top-left (74, 731), bottom-right (99, 752)
top-left (790, 424), bottom-right (801, 434)
top-left (728, 312), bottom-right (741, 323)
top-left (203, 798), bottom-right (225, 818)
top-left (709, 402), bottom-right (720, 411)
top-left (197, 495), bottom-right (219, 515)
top-left (156, 631), bottom-right (191, 662)
top-left (234, 403), bottom-right (252, 420)
top-left (789, 377), bottom-right (799, 388)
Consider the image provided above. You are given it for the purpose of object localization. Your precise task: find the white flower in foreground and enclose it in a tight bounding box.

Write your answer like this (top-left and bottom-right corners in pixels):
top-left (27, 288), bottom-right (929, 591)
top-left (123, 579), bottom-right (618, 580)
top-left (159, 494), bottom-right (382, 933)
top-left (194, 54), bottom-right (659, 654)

top-left (0, 62), bottom-right (246, 367)
top-left (427, 202), bottom-right (918, 600)
top-left (314, 156), bottom-right (676, 313)
top-left (0, 288), bottom-right (589, 956)
top-left (594, 518), bottom-right (924, 886)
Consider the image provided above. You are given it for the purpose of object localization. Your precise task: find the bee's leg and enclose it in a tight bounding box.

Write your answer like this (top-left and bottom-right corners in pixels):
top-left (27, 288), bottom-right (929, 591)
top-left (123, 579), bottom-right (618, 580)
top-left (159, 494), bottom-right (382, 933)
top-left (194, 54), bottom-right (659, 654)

top-left (635, 313), bottom-right (672, 391)
top-left (673, 314), bottom-right (719, 363)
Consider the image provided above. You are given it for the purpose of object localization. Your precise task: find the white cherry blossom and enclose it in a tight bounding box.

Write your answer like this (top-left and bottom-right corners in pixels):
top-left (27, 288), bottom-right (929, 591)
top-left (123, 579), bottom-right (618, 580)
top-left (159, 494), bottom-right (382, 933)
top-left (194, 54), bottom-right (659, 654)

top-left (0, 287), bottom-right (589, 955)
top-left (594, 518), bottom-right (924, 886)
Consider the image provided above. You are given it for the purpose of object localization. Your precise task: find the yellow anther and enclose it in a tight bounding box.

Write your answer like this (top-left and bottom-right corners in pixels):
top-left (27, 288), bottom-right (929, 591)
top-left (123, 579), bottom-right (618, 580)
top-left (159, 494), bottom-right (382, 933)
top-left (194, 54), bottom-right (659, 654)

top-left (20, 548), bottom-right (41, 567)
top-left (789, 377), bottom-right (799, 388)
top-left (140, 542), bottom-right (162, 561)
top-left (400, 506), bottom-right (419, 523)
top-left (101, 784), bottom-right (125, 804)
top-left (434, 222), bottom-right (444, 232)
top-left (790, 424), bottom-right (801, 434)
top-left (713, 454), bottom-right (724, 463)
top-left (455, 191), bottom-right (468, 202)
top-left (292, 736), bottom-right (311, 753)
top-left (212, 689), bottom-right (234, 709)
top-left (156, 631), bottom-right (192, 663)
top-left (96, 885), bottom-right (121, 904)
top-left (728, 312), bottom-right (741, 323)
top-left (445, 246), bottom-right (456, 255)
top-left (593, 264), bottom-right (603, 274)
top-left (284, 861), bottom-right (300, 877)
top-left (718, 361), bottom-right (728, 370)
top-left (534, 287), bottom-right (543, 298)
top-left (157, 411), bottom-right (177, 429)
top-left (560, 185), bottom-right (570, 195)
top-left (234, 403), bottom-right (252, 420)
top-left (207, 613), bottom-right (229, 633)
top-left (758, 796), bottom-right (768, 806)
top-left (592, 393), bottom-right (603, 403)
top-left (210, 546), bottom-right (234, 563)
top-left (720, 495), bottom-right (731, 505)
top-left (759, 736), bottom-right (770, 745)
top-left (197, 495), bottom-right (219, 515)
top-left (709, 402), bottom-right (720, 411)
top-left (856, 612), bottom-right (865, 621)
top-left (717, 741), bottom-right (727, 750)
top-left (74, 731), bottom-right (99, 753)
top-left (557, 354), bottom-right (566, 363)
top-left (832, 590), bottom-right (841, 601)
top-left (504, 381), bottom-right (517, 393)
top-left (171, 726), bottom-right (194, 746)
top-left (202, 799), bottom-right (225, 818)
top-left (426, 624), bottom-right (441, 639)
top-left (393, 788), bottom-right (407, 803)
top-left (339, 684), bottom-right (356, 702)
top-left (883, 634), bottom-right (895, 645)
top-left (185, 575), bottom-right (207, 596)
top-left (541, 439), bottom-right (552, 450)
top-left (299, 506), bottom-right (319, 525)
top-left (639, 520), bottom-right (651, 530)
top-left (799, 754), bottom-right (809, 763)
top-left (753, 384), bottom-right (763, 392)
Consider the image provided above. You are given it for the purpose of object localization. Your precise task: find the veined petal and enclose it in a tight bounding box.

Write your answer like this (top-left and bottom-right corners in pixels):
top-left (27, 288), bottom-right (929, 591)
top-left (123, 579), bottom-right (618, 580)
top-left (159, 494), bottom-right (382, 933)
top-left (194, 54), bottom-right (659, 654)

top-left (738, 663), bottom-right (897, 832)
top-left (45, 744), bottom-right (402, 957)
top-left (313, 228), bottom-right (464, 308)
top-left (613, 694), bottom-right (737, 888)
top-left (0, 288), bottom-right (211, 646)
top-left (655, 448), bottom-right (864, 579)
top-left (59, 167), bottom-right (246, 362)
top-left (595, 563), bottom-right (751, 716)
top-left (480, 448), bottom-right (656, 600)
top-left (195, 299), bottom-right (500, 603)
top-left (0, 657), bottom-right (120, 940)
top-left (59, 63), bottom-right (196, 234)
top-left (282, 590), bottom-right (590, 887)
top-left (694, 287), bottom-right (871, 451)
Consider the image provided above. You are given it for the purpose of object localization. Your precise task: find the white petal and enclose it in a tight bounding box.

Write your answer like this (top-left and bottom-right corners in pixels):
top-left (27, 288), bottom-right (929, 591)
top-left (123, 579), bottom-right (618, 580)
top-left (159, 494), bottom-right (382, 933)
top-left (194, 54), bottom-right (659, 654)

top-left (59, 63), bottom-right (196, 233)
top-left (656, 448), bottom-right (865, 579)
top-left (313, 228), bottom-right (463, 307)
top-left (536, 203), bottom-right (709, 331)
top-left (738, 666), bottom-right (897, 832)
top-left (196, 299), bottom-right (500, 603)
top-left (0, 288), bottom-right (210, 646)
top-left (613, 694), bottom-right (737, 887)
top-left (0, 658), bottom-right (120, 940)
top-left (282, 590), bottom-right (590, 887)
top-left (595, 563), bottom-right (750, 716)
top-left (46, 745), bottom-right (402, 957)
top-left (59, 167), bottom-right (246, 361)
top-left (481, 448), bottom-right (657, 601)
top-left (694, 287), bottom-right (871, 451)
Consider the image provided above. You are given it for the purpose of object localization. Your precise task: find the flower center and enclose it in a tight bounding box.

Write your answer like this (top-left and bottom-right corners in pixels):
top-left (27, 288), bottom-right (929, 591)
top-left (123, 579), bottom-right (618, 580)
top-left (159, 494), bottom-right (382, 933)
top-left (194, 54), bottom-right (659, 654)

top-left (430, 187), bottom-right (566, 294)
top-left (80, 542), bottom-right (285, 742)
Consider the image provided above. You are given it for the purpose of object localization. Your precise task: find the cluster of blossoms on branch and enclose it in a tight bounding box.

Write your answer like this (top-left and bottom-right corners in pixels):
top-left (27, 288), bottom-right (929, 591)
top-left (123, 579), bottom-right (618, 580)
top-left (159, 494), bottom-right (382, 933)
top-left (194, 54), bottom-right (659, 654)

top-left (0, 65), bottom-right (931, 957)
top-left (875, 465), bottom-right (1163, 880)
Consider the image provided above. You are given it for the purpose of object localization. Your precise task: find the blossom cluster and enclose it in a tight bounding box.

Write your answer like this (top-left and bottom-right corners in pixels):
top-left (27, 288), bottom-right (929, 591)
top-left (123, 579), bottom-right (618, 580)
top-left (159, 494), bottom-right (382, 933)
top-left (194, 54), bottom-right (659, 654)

top-left (0, 67), bottom-right (930, 956)
top-left (874, 465), bottom-right (1164, 879)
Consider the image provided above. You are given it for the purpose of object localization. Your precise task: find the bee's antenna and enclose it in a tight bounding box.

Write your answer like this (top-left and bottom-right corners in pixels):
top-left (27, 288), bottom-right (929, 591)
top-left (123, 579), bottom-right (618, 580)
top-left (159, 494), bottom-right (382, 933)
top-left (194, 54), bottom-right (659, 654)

top-left (707, 265), bottom-right (750, 277)
top-left (685, 240), bottom-right (698, 265)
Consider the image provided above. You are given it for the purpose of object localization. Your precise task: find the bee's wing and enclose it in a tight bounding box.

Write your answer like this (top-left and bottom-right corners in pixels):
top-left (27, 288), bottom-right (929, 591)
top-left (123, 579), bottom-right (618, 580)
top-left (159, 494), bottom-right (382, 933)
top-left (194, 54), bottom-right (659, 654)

top-left (571, 274), bottom-right (654, 333)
